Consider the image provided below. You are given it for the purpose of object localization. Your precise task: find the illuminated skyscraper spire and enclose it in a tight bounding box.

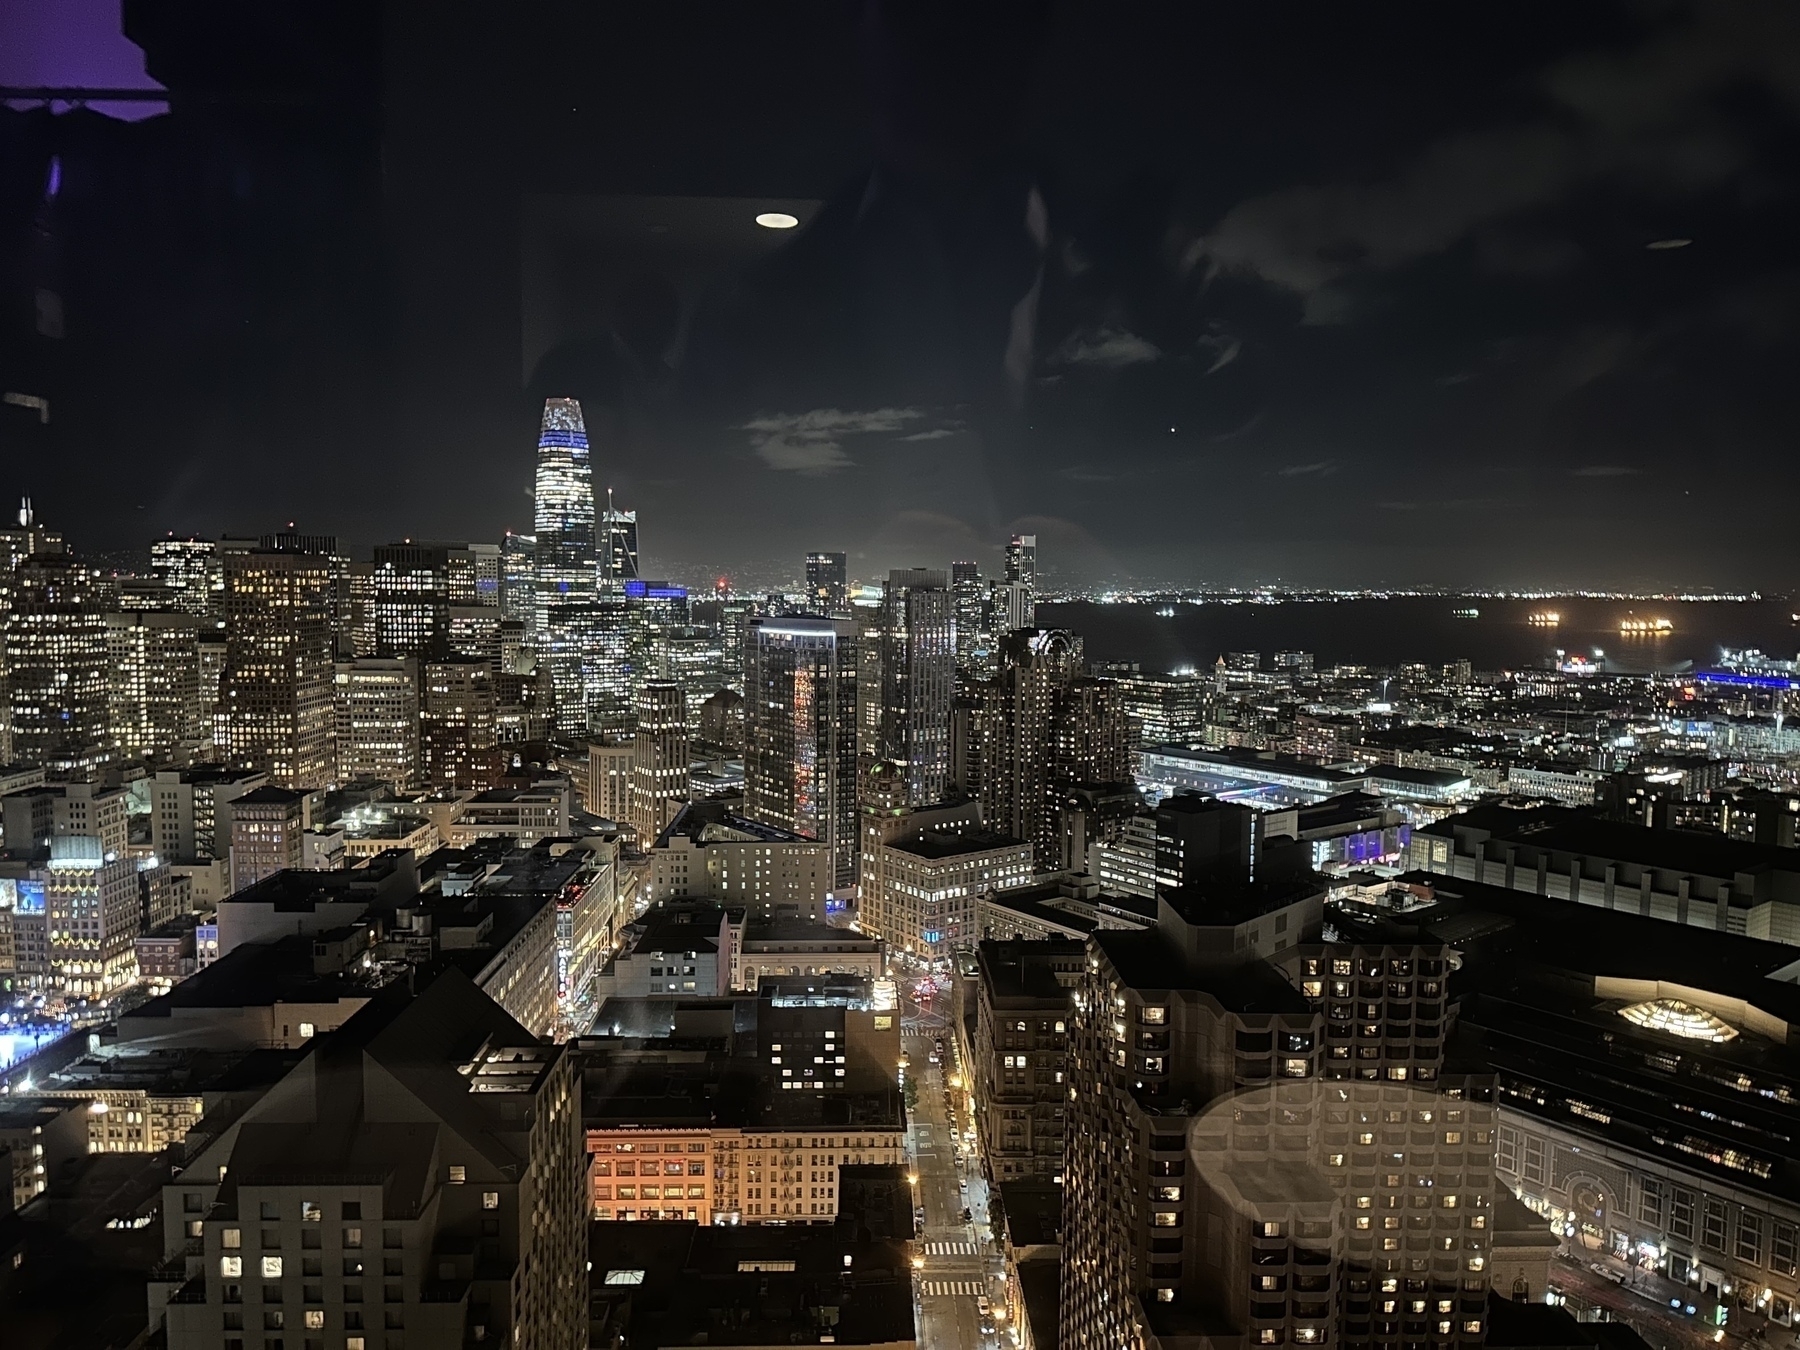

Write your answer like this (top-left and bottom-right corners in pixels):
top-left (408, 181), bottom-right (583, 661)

top-left (532, 398), bottom-right (597, 732)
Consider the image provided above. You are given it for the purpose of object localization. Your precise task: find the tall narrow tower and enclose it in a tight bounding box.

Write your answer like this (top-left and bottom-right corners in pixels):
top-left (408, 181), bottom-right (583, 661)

top-left (878, 568), bottom-right (955, 806)
top-left (745, 617), bottom-right (861, 890)
top-left (532, 398), bottom-right (597, 734)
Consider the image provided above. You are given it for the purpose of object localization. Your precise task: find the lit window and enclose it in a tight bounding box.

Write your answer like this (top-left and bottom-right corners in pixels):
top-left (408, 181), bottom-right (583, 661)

top-left (220, 1256), bottom-right (242, 1277)
top-left (448, 1166), bottom-right (465, 1184)
top-left (260, 1256), bottom-right (282, 1278)
top-left (304, 1311), bottom-right (325, 1329)
top-left (222, 1229), bottom-right (241, 1249)
top-left (1619, 998), bottom-right (1738, 1042)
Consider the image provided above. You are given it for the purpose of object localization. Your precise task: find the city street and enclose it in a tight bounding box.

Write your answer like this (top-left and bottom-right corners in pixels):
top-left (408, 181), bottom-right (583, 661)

top-left (904, 985), bottom-right (1005, 1350)
top-left (1549, 1250), bottom-right (1794, 1350)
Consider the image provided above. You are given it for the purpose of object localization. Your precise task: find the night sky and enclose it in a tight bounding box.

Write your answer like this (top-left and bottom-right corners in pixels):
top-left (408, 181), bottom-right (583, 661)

top-left (4, 1), bottom-right (1799, 590)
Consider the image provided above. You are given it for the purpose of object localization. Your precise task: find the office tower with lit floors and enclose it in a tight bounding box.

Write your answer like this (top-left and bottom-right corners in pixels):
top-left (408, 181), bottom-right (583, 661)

top-left (214, 542), bottom-right (338, 786)
top-left (875, 568), bottom-right (955, 806)
top-left (150, 536), bottom-right (224, 617)
top-left (531, 398), bottom-right (599, 733)
top-left (153, 972), bottom-right (588, 1350)
top-left (333, 657), bottom-right (421, 789)
top-left (968, 628), bottom-right (1134, 870)
top-left (630, 680), bottom-right (688, 843)
top-left (806, 551), bottom-right (848, 615)
top-left (744, 617), bottom-right (861, 891)
top-left (5, 552), bottom-right (113, 776)
top-left (951, 559), bottom-right (988, 675)
top-left (106, 608), bottom-right (205, 767)
top-left (421, 659), bottom-right (502, 790)
top-left (1059, 800), bottom-right (1496, 1350)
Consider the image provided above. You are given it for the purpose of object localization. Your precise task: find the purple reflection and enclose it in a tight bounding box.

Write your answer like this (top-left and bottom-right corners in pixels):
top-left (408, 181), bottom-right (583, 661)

top-left (0, 0), bottom-right (167, 121)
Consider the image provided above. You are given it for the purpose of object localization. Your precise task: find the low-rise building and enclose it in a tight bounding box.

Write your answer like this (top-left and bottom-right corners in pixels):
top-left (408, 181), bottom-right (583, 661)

top-left (862, 818), bottom-right (1034, 961)
top-left (586, 1220), bottom-right (916, 1347)
top-left (580, 988), bottom-right (905, 1226)
top-left (593, 901), bottom-right (733, 1001)
top-left (736, 916), bottom-right (884, 991)
top-left (646, 796), bottom-right (834, 920)
top-left (442, 778), bottom-right (573, 847)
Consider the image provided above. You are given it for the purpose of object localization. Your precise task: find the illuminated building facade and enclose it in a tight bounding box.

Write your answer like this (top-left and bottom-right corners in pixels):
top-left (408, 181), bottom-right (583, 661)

top-left (149, 536), bottom-right (223, 617)
top-left (806, 551), bottom-right (847, 615)
top-left (601, 490), bottom-right (639, 584)
top-left (214, 544), bottom-right (337, 787)
top-left (105, 609), bottom-right (204, 767)
top-left (332, 657), bottom-right (421, 789)
top-left (532, 397), bottom-right (598, 734)
top-left (4, 553), bottom-right (112, 775)
top-left (745, 617), bottom-right (861, 890)
top-left (422, 658), bottom-right (502, 791)
top-left (951, 559), bottom-right (988, 675)
top-left (501, 530), bottom-right (536, 640)
top-left (227, 785), bottom-right (308, 893)
top-left (876, 569), bottom-right (955, 807)
top-left (43, 836), bottom-right (141, 997)
top-left (630, 680), bottom-right (688, 843)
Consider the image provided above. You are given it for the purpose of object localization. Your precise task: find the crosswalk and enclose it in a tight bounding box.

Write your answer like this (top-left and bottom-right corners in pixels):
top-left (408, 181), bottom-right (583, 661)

top-left (924, 1241), bottom-right (978, 1257)
top-left (921, 1279), bottom-right (986, 1297)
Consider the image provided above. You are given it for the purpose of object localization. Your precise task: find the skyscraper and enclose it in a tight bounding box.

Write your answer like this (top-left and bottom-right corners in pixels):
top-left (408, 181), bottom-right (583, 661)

top-left (333, 656), bottom-right (421, 788)
top-left (422, 658), bottom-right (502, 790)
top-left (970, 628), bottom-right (1133, 869)
top-left (500, 530), bottom-right (536, 639)
top-left (106, 608), bottom-right (204, 768)
top-left (532, 398), bottom-right (598, 734)
top-left (5, 554), bottom-right (112, 775)
top-left (745, 617), bottom-right (861, 890)
top-left (951, 559), bottom-right (987, 674)
top-left (993, 532), bottom-right (1039, 637)
top-left (877, 568), bottom-right (955, 806)
top-left (630, 680), bottom-right (688, 843)
top-left (149, 536), bottom-right (223, 617)
top-left (215, 543), bottom-right (338, 787)
top-left (806, 551), bottom-right (848, 615)
top-left (352, 542), bottom-right (454, 659)
top-left (600, 488), bottom-right (640, 584)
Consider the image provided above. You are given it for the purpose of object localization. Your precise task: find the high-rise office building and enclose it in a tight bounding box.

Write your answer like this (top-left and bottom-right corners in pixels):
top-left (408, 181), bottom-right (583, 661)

top-left (352, 543), bottom-right (453, 659)
top-left (149, 536), bottom-right (223, 617)
top-left (154, 972), bottom-right (588, 1350)
top-left (106, 609), bottom-right (204, 767)
top-left (876, 569), bottom-right (955, 806)
top-left (4, 553), bottom-right (112, 775)
top-left (421, 658), bottom-right (502, 790)
top-left (745, 617), bottom-right (861, 890)
top-left (532, 398), bottom-right (598, 734)
top-left (0, 502), bottom-right (67, 765)
top-left (448, 541), bottom-right (502, 606)
top-left (1005, 532), bottom-right (1037, 609)
top-left (951, 559), bottom-right (988, 675)
top-left (969, 629), bottom-right (1133, 870)
top-left (500, 530), bottom-right (536, 638)
top-left (805, 551), bottom-right (848, 615)
top-left (600, 489), bottom-right (639, 584)
top-left (214, 544), bottom-right (338, 787)
top-left (333, 657), bottom-right (421, 789)
top-left (630, 680), bottom-right (688, 843)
